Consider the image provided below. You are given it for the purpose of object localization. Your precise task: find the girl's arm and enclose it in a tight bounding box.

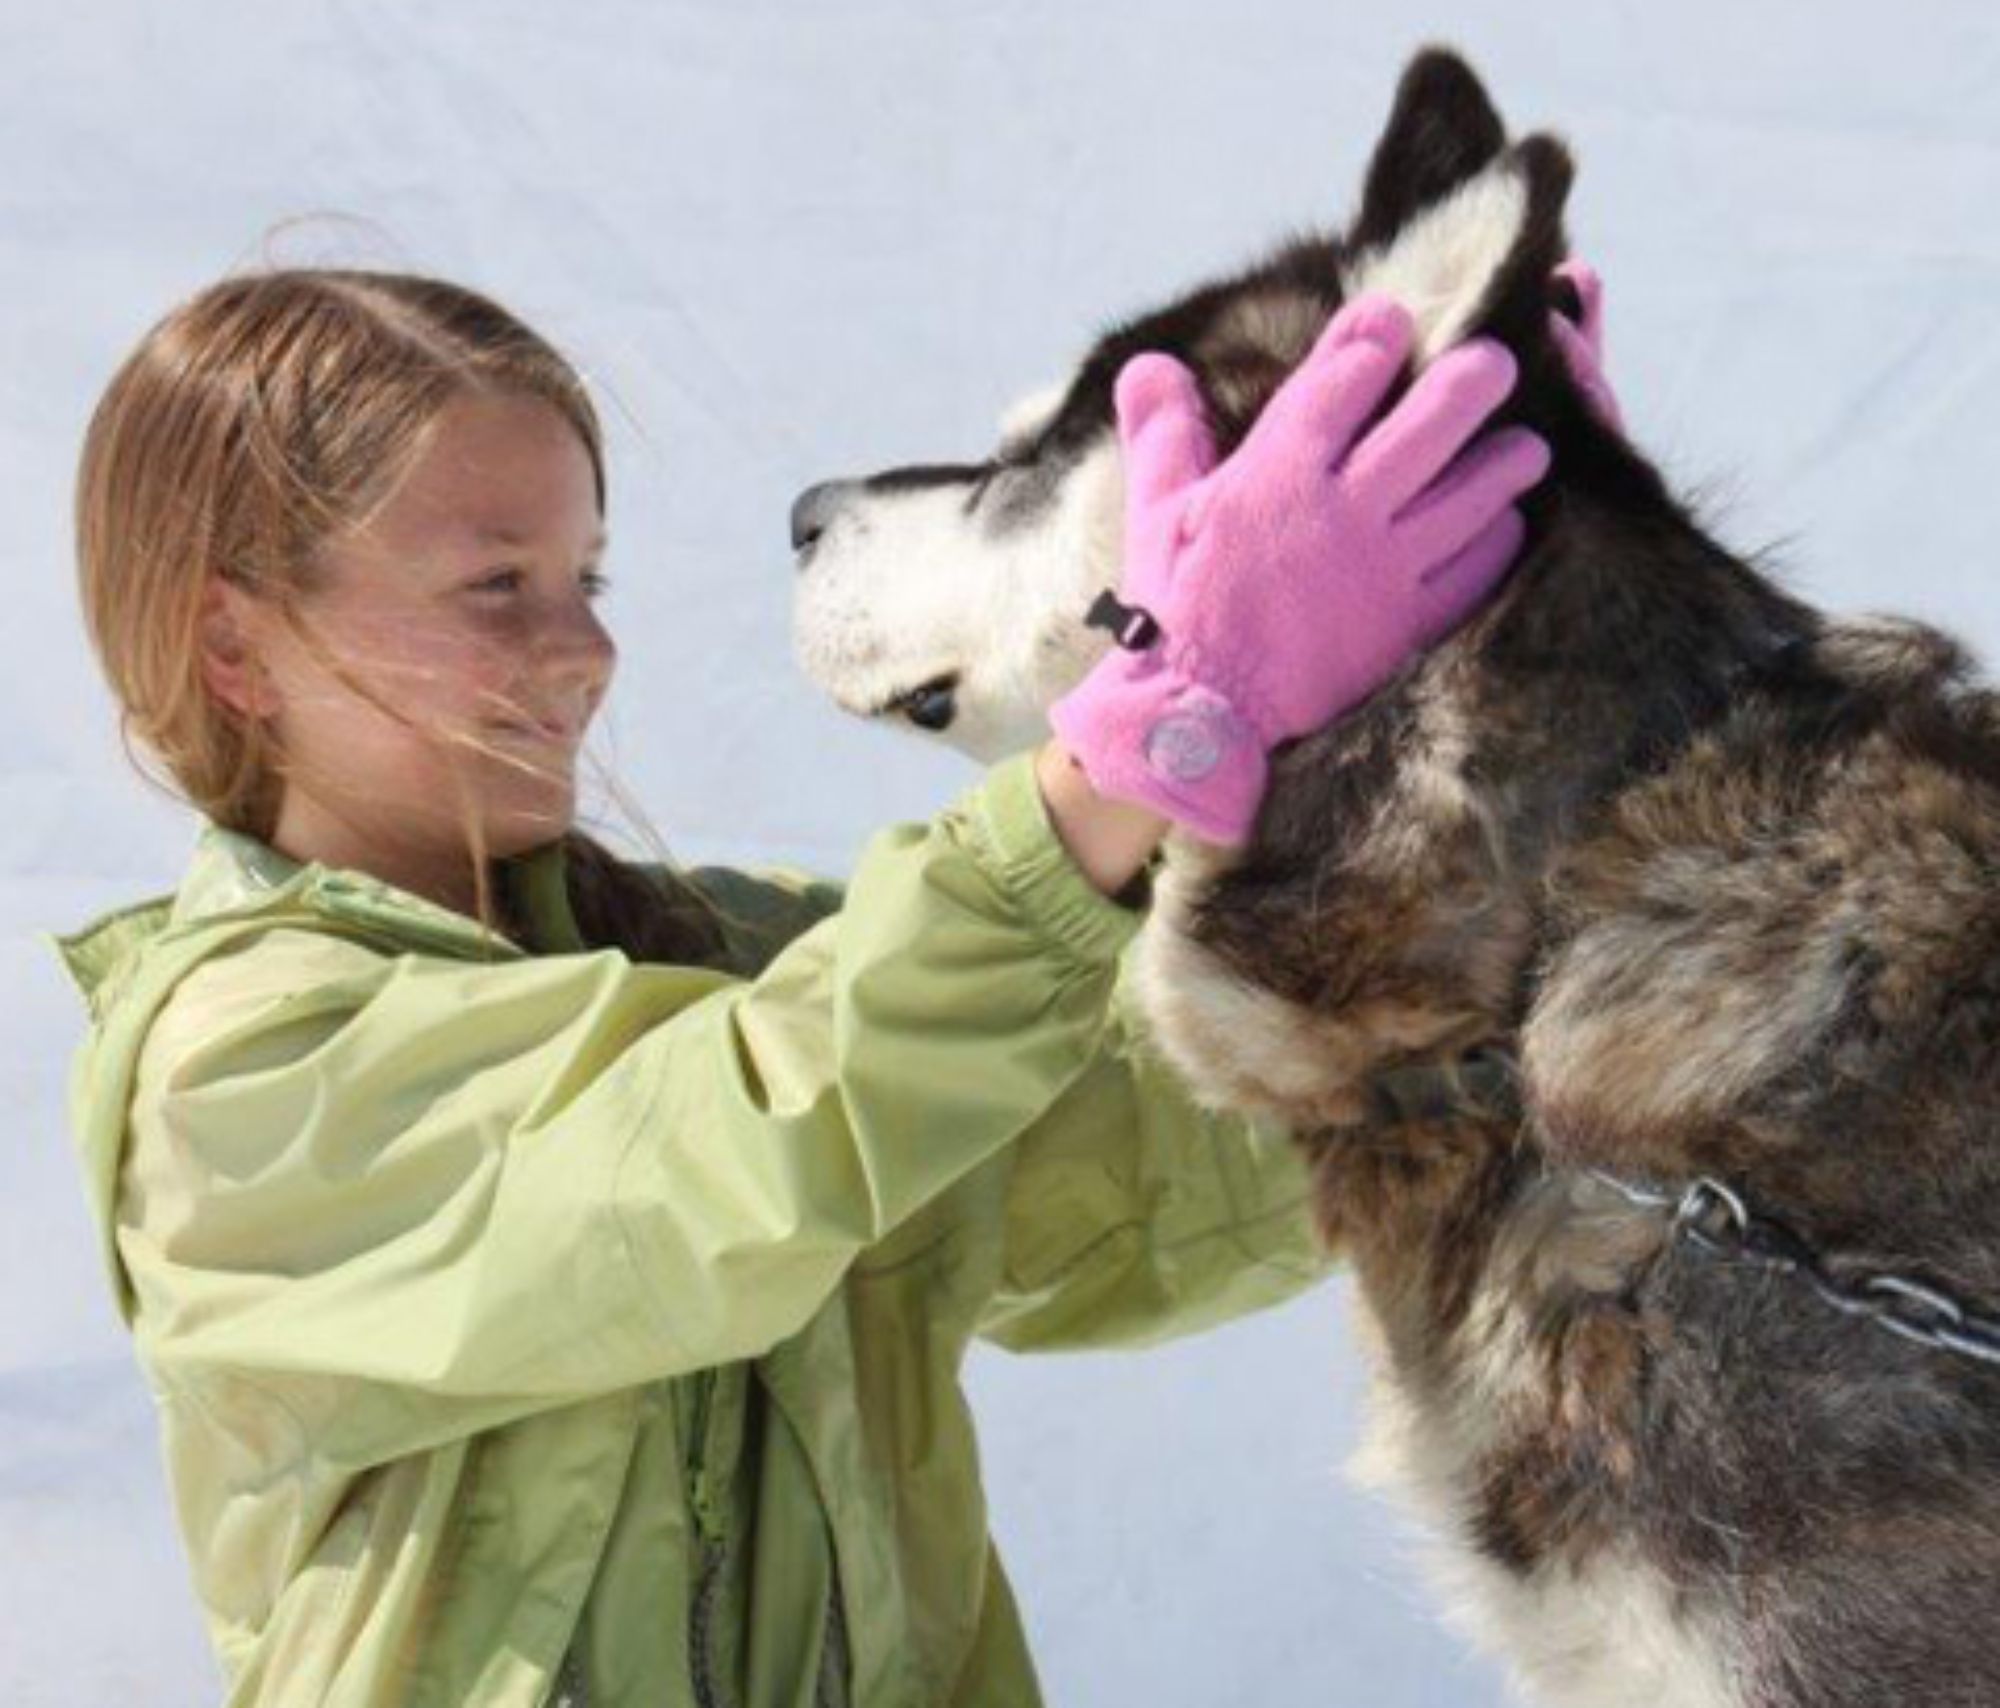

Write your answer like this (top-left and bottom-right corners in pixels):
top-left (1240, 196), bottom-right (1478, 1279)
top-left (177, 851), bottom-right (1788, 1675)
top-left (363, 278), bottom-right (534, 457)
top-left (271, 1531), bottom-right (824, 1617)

top-left (975, 979), bottom-right (1330, 1355)
top-left (105, 752), bottom-right (1141, 1470)
top-left (679, 843), bottom-right (1327, 1356)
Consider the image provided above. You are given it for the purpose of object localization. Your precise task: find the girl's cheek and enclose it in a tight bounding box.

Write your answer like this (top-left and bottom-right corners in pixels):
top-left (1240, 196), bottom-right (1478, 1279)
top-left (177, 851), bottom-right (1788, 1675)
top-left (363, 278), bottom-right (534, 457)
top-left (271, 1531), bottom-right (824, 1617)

top-left (383, 623), bottom-right (511, 685)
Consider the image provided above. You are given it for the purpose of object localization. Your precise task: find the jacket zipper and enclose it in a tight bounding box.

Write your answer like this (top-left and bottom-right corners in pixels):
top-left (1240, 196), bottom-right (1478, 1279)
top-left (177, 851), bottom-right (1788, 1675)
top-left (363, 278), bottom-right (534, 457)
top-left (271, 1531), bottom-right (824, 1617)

top-left (688, 1535), bottom-right (730, 1708)
top-left (547, 1644), bottom-right (590, 1707)
top-left (686, 1369), bottom-right (731, 1708)
top-left (814, 1568), bottom-right (852, 1708)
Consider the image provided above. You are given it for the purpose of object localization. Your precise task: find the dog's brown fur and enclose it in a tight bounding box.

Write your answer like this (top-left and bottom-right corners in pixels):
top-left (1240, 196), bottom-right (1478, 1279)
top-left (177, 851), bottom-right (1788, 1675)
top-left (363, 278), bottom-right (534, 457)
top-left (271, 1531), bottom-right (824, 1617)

top-left (1127, 50), bottom-right (2000, 1708)
top-left (798, 43), bottom-right (2000, 1705)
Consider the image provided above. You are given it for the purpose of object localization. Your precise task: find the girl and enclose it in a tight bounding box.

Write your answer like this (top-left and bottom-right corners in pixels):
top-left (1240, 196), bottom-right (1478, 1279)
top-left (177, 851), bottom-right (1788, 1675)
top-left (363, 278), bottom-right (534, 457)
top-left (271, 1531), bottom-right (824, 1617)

top-left (54, 267), bottom-right (1547, 1706)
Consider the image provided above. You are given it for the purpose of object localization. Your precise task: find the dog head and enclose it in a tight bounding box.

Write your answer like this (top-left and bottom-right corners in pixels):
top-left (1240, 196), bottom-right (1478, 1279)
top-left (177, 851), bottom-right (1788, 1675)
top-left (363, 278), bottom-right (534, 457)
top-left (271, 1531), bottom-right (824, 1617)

top-left (793, 48), bottom-right (1819, 1134)
top-left (792, 49), bottom-right (1607, 760)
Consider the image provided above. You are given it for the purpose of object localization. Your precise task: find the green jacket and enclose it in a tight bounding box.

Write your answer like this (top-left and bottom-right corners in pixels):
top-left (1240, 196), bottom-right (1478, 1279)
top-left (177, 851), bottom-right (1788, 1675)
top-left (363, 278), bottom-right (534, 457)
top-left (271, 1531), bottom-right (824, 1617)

top-left (52, 752), bottom-right (1327, 1708)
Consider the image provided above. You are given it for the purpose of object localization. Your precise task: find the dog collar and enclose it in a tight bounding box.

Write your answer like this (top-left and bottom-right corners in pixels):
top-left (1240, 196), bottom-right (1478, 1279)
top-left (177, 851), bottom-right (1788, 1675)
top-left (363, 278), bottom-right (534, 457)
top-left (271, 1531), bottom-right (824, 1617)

top-left (1365, 1042), bottom-right (1522, 1127)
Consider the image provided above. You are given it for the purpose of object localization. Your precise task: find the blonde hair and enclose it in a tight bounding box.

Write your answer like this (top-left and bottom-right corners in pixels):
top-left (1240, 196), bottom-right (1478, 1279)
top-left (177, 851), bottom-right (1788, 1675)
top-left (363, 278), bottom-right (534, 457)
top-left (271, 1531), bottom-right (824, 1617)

top-left (75, 268), bottom-right (727, 963)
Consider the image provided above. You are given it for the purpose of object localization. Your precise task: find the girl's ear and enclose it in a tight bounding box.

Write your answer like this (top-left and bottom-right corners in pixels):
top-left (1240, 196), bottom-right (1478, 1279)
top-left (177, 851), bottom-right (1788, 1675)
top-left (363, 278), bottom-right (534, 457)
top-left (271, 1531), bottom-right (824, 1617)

top-left (198, 577), bottom-right (279, 721)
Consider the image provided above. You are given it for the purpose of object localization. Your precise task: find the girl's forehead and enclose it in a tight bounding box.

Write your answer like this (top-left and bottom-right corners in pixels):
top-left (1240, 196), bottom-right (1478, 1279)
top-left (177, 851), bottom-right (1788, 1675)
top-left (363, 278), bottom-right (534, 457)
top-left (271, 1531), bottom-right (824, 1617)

top-left (360, 395), bottom-right (603, 555)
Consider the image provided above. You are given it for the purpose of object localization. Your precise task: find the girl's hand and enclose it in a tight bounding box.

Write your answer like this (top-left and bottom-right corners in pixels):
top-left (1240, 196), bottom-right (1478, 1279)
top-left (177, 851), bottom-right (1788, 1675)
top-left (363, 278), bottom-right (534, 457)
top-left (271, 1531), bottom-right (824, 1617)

top-left (1033, 738), bottom-right (1170, 901)
top-left (1048, 292), bottom-right (1548, 845)
top-left (1549, 258), bottom-right (1624, 434)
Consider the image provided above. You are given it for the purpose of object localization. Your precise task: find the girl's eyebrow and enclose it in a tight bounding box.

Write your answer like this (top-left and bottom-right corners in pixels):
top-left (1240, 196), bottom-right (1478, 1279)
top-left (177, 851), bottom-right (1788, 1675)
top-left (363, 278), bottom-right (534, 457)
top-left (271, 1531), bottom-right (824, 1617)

top-left (475, 524), bottom-right (610, 555)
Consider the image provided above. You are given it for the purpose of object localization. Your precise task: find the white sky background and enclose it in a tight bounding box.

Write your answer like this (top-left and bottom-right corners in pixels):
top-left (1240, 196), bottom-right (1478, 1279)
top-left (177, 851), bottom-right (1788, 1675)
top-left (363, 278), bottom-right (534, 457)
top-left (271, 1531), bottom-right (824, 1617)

top-left (5, 2), bottom-right (2000, 1702)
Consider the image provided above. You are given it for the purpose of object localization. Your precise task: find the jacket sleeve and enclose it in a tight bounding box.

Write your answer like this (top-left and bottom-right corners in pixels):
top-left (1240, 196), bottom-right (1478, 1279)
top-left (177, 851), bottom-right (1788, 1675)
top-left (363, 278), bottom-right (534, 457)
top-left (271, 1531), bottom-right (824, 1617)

top-left (117, 754), bottom-right (1140, 1468)
top-left (678, 855), bottom-right (1329, 1353)
top-left (973, 959), bottom-right (1332, 1354)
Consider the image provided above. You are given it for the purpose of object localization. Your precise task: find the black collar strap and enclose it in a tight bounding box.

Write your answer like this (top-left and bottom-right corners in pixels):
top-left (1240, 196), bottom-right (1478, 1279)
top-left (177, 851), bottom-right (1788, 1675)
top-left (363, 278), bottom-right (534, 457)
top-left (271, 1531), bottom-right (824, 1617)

top-left (1366, 1043), bottom-right (1522, 1127)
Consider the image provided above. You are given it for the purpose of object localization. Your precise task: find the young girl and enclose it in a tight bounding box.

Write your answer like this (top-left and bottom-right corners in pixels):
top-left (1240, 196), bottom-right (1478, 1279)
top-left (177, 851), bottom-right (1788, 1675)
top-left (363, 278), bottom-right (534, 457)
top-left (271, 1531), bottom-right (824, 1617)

top-left (54, 267), bottom-right (1547, 1706)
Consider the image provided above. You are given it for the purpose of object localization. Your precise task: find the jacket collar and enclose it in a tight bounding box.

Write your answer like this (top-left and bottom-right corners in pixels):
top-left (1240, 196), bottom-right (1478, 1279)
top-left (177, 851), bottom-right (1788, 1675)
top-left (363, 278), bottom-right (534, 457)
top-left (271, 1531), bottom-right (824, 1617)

top-left (183, 822), bottom-right (583, 944)
top-left (167, 822), bottom-right (316, 924)
top-left (55, 822), bottom-right (586, 1009)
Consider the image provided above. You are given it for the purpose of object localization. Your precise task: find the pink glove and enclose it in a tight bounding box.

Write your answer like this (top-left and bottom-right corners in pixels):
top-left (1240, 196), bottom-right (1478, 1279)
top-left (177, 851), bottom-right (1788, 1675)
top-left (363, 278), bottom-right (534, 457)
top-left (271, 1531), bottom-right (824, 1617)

top-left (1549, 258), bottom-right (1623, 433)
top-left (1048, 293), bottom-right (1549, 844)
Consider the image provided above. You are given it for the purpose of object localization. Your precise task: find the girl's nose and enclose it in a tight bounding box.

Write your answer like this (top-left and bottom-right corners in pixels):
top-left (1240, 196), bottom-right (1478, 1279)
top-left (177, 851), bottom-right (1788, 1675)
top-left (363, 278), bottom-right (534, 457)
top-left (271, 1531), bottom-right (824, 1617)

top-left (542, 592), bottom-right (617, 687)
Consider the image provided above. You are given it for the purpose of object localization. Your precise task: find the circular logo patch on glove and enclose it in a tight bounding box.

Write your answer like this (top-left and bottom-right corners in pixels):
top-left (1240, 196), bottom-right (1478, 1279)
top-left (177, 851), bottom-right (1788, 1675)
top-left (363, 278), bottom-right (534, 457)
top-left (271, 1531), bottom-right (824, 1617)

top-left (1144, 709), bottom-right (1227, 783)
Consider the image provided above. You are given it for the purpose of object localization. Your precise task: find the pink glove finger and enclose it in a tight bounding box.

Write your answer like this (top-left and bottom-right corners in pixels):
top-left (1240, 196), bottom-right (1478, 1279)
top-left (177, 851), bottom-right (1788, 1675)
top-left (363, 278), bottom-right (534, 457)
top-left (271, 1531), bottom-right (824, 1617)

top-left (1241, 294), bottom-right (1416, 473)
top-left (1406, 506), bottom-right (1528, 650)
top-left (1393, 425), bottom-right (1550, 572)
top-left (1550, 258), bottom-right (1625, 434)
top-left (1317, 292), bottom-right (1420, 358)
top-left (1115, 352), bottom-right (1220, 511)
top-left (1552, 258), bottom-right (1606, 360)
top-left (1549, 312), bottom-right (1625, 435)
top-left (1343, 337), bottom-right (1520, 515)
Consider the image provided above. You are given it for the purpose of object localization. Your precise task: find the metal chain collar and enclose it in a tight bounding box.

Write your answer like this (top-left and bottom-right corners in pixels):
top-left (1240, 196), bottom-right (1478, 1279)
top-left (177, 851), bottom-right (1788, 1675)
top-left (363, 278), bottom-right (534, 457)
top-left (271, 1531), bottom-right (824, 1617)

top-left (1362, 1044), bottom-right (2000, 1371)
top-left (1588, 1170), bottom-right (2000, 1371)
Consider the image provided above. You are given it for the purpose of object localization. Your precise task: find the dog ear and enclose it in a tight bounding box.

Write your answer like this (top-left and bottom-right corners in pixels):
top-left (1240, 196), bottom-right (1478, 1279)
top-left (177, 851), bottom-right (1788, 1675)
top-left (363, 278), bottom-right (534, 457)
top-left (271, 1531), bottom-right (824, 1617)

top-left (1340, 50), bottom-right (1574, 370)
top-left (1462, 134), bottom-right (1574, 361)
top-left (1348, 47), bottom-right (1509, 257)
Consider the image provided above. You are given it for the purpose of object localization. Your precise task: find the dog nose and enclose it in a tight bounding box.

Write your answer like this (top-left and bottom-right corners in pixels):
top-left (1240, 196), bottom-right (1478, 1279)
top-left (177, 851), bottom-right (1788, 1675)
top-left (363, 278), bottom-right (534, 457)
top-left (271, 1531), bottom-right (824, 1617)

top-left (790, 480), bottom-right (859, 555)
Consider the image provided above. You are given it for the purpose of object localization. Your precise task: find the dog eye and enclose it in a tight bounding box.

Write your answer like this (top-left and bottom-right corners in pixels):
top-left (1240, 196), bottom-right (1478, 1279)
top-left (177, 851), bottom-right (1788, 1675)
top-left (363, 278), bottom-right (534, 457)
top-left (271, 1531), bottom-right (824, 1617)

top-left (889, 674), bottom-right (959, 732)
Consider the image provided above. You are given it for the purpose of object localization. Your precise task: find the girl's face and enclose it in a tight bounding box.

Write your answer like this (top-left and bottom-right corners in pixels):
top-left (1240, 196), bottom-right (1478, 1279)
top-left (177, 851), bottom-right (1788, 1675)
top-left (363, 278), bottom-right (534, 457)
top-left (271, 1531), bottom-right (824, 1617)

top-left (228, 390), bottom-right (616, 913)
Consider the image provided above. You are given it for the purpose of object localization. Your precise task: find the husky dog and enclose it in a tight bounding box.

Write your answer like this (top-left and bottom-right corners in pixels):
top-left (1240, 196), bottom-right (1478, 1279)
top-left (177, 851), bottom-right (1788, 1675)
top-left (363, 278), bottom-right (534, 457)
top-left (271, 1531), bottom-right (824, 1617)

top-left (792, 48), bottom-right (2000, 1708)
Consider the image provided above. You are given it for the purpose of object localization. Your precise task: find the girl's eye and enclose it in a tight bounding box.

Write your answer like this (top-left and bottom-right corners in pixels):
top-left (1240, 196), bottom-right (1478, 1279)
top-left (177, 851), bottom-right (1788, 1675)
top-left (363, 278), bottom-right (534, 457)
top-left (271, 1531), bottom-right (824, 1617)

top-left (469, 568), bottom-right (610, 599)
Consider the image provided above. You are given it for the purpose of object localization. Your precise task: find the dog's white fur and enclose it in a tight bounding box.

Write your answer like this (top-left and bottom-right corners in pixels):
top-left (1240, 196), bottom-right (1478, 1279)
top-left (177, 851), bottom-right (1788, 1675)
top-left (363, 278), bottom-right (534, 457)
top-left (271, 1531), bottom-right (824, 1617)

top-left (790, 413), bottom-right (1122, 762)
top-left (1344, 168), bottom-right (1530, 364)
top-left (1356, 1405), bottom-right (1738, 1708)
